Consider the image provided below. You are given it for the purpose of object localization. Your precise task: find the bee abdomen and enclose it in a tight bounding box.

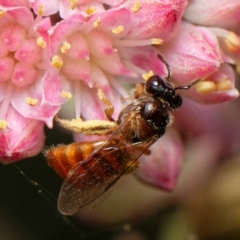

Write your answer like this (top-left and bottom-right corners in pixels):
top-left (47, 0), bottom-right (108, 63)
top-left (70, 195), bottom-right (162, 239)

top-left (44, 141), bottom-right (105, 179)
top-left (88, 146), bottom-right (126, 180)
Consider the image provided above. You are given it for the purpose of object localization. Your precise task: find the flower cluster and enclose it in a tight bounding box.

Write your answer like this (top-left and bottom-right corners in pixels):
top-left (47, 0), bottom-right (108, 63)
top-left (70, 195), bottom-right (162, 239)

top-left (0, 0), bottom-right (239, 194)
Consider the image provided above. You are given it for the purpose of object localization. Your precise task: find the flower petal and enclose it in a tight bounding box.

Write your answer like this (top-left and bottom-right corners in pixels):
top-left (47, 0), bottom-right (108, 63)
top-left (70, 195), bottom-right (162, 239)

top-left (0, 57), bottom-right (14, 82)
top-left (135, 129), bottom-right (183, 191)
top-left (0, 106), bottom-right (45, 164)
top-left (119, 46), bottom-right (168, 81)
top-left (0, 0), bottom-right (29, 7)
top-left (14, 38), bottom-right (42, 64)
top-left (49, 14), bottom-right (86, 54)
top-left (126, 0), bottom-right (187, 40)
top-left (93, 53), bottom-right (136, 77)
top-left (29, 0), bottom-right (59, 16)
top-left (159, 22), bottom-right (223, 84)
top-left (88, 7), bottom-right (132, 39)
top-left (181, 63), bottom-right (239, 104)
top-left (11, 72), bottom-right (67, 127)
top-left (5, 6), bottom-right (34, 30)
top-left (184, 0), bottom-right (240, 32)
top-left (80, 82), bottom-right (107, 120)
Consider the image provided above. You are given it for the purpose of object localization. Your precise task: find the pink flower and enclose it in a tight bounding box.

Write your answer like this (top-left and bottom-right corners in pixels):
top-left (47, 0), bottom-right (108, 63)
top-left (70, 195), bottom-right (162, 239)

top-left (158, 22), bottom-right (239, 104)
top-left (0, 0), bottom-right (29, 7)
top-left (0, 106), bottom-right (45, 164)
top-left (59, 0), bottom-right (125, 19)
top-left (184, 0), bottom-right (240, 32)
top-left (135, 129), bottom-right (183, 191)
top-left (37, 5), bottom-right (173, 120)
top-left (0, 6), bottom-right (66, 162)
top-left (0, 0), bottom-right (187, 163)
top-left (29, 0), bottom-right (126, 18)
top-left (126, 0), bottom-right (188, 40)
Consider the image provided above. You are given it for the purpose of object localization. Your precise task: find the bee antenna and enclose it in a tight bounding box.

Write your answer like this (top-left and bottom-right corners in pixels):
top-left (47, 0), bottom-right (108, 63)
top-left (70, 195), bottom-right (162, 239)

top-left (157, 54), bottom-right (170, 81)
top-left (174, 79), bottom-right (201, 91)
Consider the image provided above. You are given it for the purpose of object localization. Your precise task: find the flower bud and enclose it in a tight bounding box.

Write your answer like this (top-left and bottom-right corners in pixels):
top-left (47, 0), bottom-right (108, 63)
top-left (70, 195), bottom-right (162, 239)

top-left (0, 107), bottom-right (45, 164)
top-left (184, 0), bottom-right (240, 32)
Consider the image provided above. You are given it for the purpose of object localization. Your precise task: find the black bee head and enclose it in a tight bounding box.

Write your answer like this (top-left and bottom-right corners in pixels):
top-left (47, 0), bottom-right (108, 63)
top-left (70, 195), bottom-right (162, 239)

top-left (145, 75), bottom-right (182, 110)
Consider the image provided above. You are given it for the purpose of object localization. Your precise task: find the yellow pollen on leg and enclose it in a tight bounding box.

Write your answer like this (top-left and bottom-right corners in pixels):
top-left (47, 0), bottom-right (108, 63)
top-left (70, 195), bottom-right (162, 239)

top-left (224, 32), bottom-right (240, 53)
top-left (112, 26), bottom-right (124, 35)
top-left (216, 80), bottom-right (232, 91)
top-left (93, 16), bottom-right (102, 28)
top-left (131, 2), bottom-right (141, 13)
top-left (69, 0), bottom-right (78, 10)
top-left (26, 97), bottom-right (38, 106)
top-left (51, 55), bottom-right (63, 69)
top-left (0, 120), bottom-right (7, 130)
top-left (196, 81), bottom-right (216, 94)
top-left (86, 7), bottom-right (96, 15)
top-left (61, 41), bottom-right (71, 54)
top-left (142, 71), bottom-right (154, 81)
top-left (0, 9), bottom-right (6, 17)
top-left (151, 38), bottom-right (164, 45)
top-left (60, 91), bottom-right (72, 99)
top-left (38, 5), bottom-right (44, 16)
top-left (37, 37), bottom-right (47, 48)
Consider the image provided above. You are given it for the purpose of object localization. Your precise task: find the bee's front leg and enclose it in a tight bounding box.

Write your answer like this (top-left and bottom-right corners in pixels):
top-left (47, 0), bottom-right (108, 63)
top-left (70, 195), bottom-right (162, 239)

top-left (97, 89), bottom-right (115, 122)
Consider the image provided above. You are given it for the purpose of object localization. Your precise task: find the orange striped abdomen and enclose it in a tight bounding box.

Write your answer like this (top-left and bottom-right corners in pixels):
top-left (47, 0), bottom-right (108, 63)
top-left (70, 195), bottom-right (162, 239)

top-left (44, 141), bottom-right (106, 179)
top-left (76, 143), bottom-right (129, 187)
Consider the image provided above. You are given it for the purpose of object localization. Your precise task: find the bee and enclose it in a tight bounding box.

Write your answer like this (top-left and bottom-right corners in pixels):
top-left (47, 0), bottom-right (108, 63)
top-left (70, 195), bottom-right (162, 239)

top-left (44, 55), bottom-right (198, 215)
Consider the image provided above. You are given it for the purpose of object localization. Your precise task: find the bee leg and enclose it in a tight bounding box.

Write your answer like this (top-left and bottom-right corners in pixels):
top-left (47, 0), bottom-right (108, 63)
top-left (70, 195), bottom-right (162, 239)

top-left (124, 160), bottom-right (140, 174)
top-left (55, 115), bottom-right (118, 135)
top-left (132, 84), bottom-right (144, 99)
top-left (97, 89), bottom-right (115, 122)
top-left (143, 149), bottom-right (151, 155)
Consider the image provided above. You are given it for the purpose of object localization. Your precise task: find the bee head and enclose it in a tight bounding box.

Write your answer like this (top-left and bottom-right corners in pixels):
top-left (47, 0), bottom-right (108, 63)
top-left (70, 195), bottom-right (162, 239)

top-left (145, 75), bottom-right (182, 110)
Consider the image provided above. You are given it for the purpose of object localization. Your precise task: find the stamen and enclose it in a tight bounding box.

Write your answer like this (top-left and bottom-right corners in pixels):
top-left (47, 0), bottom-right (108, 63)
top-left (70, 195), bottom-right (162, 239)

top-left (26, 97), bottom-right (38, 106)
top-left (151, 38), bottom-right (164, 45)
top-left (112, 26), bottom-right (124, 35)
top-left (0, 9), bottom-right (6, 17)
top-left (131, 2), bottom-right (141, 13)
top-left (60, 41), bottom-right (71, 54)
top-left (69, 0), bottom-right (78, 10)
top-left (0, 120), bottom-right (7, 130)
top-left (142, 71), bottom-right (154, 81)
top-left (216, 80), bottom-right (232, 91)
top-left (196, 81), bottom-right (216, 93)
top-left (86, 7), bottom-right (96, 15)
top-left (38, 5), bottom-right (44, 16)
top-left (60, 91), bottom-right (72, 99)
top-left (93, 17), bottom-right (102, 28)
top-left (224, 32), bottom-right (240, 53)
top-left (37, 37), bottom-right (47, 48)
top-left (51, 55), bottom-right (63, 69)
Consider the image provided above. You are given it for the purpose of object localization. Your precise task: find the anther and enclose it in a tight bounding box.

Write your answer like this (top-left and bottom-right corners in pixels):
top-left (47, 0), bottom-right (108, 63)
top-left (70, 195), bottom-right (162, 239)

top-left (26, 97), bottom-right (38, 106)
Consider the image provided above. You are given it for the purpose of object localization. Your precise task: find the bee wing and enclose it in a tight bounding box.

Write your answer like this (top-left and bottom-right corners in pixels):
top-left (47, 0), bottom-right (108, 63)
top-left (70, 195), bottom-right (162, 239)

top-left (58, 112), bottom-right (159, 215)
top-left (57, 138), bottom-right (126, 215)
top-left (58, 162), bottom-right (121, 215)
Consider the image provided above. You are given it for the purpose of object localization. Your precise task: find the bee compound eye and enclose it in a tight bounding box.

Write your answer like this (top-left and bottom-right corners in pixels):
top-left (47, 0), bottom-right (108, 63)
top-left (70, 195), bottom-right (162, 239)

top-left (146, 75), bottom-right (164, 95)
top-left (171, 94), bottom-right (182, 110)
